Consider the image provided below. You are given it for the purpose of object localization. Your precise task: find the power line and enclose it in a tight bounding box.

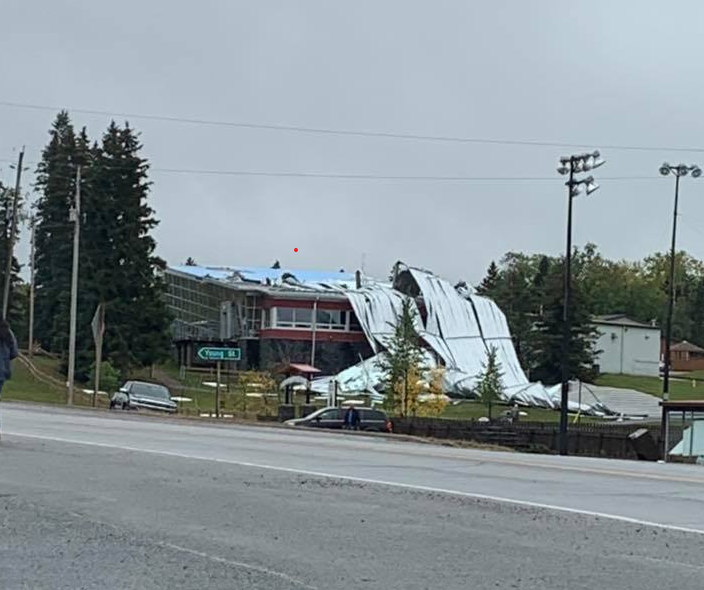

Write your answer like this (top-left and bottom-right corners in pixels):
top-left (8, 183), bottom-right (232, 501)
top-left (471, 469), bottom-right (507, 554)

top-left (2, 99), bottom-right (704, 153)
top-left (0, 158), bottom-right (661, 182)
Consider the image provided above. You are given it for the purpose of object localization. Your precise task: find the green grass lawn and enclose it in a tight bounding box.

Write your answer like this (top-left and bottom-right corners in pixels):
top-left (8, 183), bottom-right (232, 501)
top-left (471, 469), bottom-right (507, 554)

top-left (595, 373), bottom-right (704, 401)
top-left (3, 360), bottom-right (67, 404)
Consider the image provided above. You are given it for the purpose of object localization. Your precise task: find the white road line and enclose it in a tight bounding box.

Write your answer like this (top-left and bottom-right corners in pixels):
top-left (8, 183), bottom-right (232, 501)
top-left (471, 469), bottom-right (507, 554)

top-left (7, 431), bottom-right (704, 537)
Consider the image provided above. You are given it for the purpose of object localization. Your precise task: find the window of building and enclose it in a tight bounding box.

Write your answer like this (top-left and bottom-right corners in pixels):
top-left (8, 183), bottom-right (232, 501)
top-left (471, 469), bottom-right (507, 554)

top-left (271, 306), bottom-right (363, 331)
top-left (316, 309), bottom-right (346, 330)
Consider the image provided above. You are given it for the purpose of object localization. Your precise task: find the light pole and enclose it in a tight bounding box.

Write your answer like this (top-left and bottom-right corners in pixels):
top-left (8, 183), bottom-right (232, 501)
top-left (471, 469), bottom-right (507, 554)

top-left (659, 163), bottom-right (701, 401)
top-left (556, 151), bottom-right (605, 456)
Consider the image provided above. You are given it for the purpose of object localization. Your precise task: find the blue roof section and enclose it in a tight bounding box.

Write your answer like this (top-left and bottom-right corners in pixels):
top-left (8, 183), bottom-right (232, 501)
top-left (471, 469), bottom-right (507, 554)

top-left (169, 264), bottom-right (356, 285)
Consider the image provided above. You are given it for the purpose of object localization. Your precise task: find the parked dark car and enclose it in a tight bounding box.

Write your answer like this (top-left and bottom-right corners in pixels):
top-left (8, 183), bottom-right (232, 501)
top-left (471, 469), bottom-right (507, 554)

top-left (109, 381), bottom-right (177, 414)
top-left (285, 406), bottom-right (392, 433)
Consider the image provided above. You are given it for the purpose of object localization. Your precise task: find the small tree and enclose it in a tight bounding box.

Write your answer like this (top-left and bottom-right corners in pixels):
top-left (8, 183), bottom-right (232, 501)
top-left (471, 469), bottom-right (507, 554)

top-left (390, 363), bottom-right (424, 417)
top-left (418, 367), bottom-right (448, 417)
top-left (271, 260), bottom-right (281, 269)
top-left (474, 346), bottom-right (504, 420)
top-left (378, 297), bottom-right (424, 417)
top-left (475, 260), bottom-right (500, 296)
top-left (89, 360), bottom-right (121, 395)
top-left (184, 257), bottom-right (197, 266)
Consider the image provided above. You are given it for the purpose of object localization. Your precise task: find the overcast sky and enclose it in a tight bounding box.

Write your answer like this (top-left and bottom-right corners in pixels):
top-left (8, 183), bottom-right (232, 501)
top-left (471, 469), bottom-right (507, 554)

top-left (2, 0), bottom-right (704, 285)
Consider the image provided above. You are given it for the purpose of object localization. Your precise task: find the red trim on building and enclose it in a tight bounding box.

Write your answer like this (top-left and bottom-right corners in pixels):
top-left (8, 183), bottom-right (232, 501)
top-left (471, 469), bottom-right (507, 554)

top-left (259, 328), bottom-right (367, 342)
top-left (262, 297), bottom-right (352, 311)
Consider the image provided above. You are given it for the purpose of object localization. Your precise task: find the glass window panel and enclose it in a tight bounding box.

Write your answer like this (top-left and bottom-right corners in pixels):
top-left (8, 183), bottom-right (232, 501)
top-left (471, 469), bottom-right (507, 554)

top-left (277, 307), bottom-right (294, 324)
top-left (294, 308), bottom-right (312, 326)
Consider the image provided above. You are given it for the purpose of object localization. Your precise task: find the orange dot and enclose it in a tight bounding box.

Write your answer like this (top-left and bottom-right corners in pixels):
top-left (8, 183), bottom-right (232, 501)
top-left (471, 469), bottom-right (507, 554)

top-left (294, 248), bottom-right (298, 252)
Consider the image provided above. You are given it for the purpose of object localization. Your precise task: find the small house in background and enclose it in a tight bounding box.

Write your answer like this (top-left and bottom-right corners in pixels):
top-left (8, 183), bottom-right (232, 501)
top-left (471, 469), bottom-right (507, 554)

top-left (592, 314), bottom-right (661, 377)
top-left (669, 340), bottom-right (704, 372)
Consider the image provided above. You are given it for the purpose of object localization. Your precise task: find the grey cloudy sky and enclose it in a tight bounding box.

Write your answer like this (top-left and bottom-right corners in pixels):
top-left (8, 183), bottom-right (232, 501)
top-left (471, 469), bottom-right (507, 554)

top-left (2, 0), bottom-right (704, 285)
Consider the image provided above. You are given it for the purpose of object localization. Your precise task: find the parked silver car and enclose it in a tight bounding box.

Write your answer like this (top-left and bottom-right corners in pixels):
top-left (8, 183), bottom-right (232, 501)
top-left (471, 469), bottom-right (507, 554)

top-left (109, 381), bottom-right (177, 414)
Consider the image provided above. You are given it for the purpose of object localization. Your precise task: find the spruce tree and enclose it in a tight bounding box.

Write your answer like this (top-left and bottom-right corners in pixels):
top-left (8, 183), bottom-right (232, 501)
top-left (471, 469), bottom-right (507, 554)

top-left (88, 122), bottom-right (170, 374)
top-left (34, 111), bottom-right (79, 354)
top-left (474, 345), bottom-right (504, 419)
top-left (0, 181), bottom-right (25, 332)
top-left (532, 261), bottom-right (599, 384)
top-left (475, 261), bottom-right (500, 296)
top-left (377, 297), bottom-right (424, 416)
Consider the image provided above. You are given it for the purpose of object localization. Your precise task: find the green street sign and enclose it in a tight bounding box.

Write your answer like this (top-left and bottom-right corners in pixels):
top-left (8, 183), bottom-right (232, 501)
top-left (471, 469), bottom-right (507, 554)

top-left (197, 347), bottom-right (241, 362)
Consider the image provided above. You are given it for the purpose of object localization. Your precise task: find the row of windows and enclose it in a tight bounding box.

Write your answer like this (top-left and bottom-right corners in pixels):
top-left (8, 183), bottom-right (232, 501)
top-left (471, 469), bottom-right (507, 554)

top-left (267, 307), bottom-right (362, 332)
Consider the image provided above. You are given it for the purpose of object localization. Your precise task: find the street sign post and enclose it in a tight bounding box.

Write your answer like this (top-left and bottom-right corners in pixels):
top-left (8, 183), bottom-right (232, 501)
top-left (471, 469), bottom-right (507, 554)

top-left (91, 303), bottom-right (105, 408)
top-left (197, 347), bottom-right (241, 362)
top-left (196, 347), bottom-right (241, 417)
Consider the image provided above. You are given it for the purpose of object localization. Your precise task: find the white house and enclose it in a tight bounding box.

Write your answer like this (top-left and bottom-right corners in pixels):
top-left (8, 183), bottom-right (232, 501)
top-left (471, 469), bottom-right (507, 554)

top-left (592, 314), bottom-right (661, 377)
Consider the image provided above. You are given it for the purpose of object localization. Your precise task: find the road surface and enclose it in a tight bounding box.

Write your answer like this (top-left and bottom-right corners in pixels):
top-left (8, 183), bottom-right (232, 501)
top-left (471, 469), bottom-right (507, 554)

top-left (1, 403), bottom-right (703, 589)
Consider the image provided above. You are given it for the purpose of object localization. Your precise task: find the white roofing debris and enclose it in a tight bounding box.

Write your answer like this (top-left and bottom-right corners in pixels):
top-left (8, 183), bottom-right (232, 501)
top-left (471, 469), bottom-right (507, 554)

top-left (324, 265), bottom-right (558, 409)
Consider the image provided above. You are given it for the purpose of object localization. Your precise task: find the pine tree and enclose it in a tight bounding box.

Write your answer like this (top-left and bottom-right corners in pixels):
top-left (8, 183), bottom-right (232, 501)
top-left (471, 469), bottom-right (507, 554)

top-left (377, 297), bottom-right (424, 416)
top-left (475, 261), bottom-right (500, 296)
top-left (271, 260), bottom-right (281, 269)
top-left (0, 181), bottom-right (25, 332)
top-left (91, 122), bottom-right (171, 374)
top-left (474, 345), bottom-right (504, 419)
top-left (532, 261), bottom-right (599, 384)
top-left (34, 111), bottom-right (79, 354)
top-left (184, 257), bottom-right (197, 266)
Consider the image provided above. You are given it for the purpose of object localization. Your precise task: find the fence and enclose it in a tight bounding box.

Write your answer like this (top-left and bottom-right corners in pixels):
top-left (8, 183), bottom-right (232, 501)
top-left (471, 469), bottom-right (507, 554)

top-left (391, 417), bottom-right (675, 460)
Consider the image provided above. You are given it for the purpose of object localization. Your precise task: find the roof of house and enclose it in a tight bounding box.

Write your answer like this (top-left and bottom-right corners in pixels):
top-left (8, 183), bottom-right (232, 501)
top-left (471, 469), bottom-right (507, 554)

top-left (592, 314), bottom-right (659, 329)
top-left (671, 340), bottom-right (704, 353)
top-left (276, 363), bottom-right (322, 375)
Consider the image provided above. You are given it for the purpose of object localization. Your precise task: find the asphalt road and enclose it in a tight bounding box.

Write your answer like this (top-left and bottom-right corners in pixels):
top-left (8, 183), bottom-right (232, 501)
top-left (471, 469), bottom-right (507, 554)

top-left (1, 403), bottom-right (704, 590)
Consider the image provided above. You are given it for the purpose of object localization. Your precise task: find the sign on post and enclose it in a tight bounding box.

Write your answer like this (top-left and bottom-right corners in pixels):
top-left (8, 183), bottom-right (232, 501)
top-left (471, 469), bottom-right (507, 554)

top-left (196, 346), bottom-right (241, 418)
top-left (197, 347), bottom-right (241, 362)
top-left (91, 303), bottom-right (105, 408)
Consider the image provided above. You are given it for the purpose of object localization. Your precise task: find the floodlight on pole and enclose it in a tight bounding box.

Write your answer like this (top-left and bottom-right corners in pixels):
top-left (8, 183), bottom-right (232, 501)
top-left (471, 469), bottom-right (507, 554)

top-left (659, 161), bottom-right (701, 459)
top-left (556, 151), bottom-right (605, 457)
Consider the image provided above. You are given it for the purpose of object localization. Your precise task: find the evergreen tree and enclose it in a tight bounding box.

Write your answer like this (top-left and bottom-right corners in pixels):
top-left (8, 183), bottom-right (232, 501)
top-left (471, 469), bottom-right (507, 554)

top-left (34, 111), bottom-right (79, 354)
top-left (688, 275), bottom-right (704, 347)
top-left (0, 181), bottom-right (25, 332)
top-left (184, 257), bottom-right (197, 266)
top-left (271, 260), bottom-right (281, 269)
top-left (377, 297), bottom-right (424, 416)
top-left (89, 122), bottom-right (171, 374)
top-left (475, 261), bottom-right (500, 297)
top-left (474, 345), bottom-right (504, 419)
top-left (532, 261), bottom-right (599, 384)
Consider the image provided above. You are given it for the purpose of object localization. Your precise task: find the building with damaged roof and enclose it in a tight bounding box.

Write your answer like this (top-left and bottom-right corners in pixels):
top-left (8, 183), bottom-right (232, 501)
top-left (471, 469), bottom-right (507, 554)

top-left (164, 264), bottom-right (375, 375)
top-left (163, 262), bottom-right (561, 410)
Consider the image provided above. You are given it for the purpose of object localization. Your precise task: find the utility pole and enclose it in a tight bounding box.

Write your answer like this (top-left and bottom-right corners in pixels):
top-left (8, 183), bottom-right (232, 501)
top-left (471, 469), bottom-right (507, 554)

top-left (28, 215), bottom-right (36, 359)
top-left (67, 166), bottom-right (81, 406)
top-left (2, 147), bottom-right (24, 319)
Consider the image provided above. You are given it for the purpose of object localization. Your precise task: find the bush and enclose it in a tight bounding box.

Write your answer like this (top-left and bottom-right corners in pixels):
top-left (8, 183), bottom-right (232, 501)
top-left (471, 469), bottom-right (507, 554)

top-left (88, 360), bottom-right (121, 394)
